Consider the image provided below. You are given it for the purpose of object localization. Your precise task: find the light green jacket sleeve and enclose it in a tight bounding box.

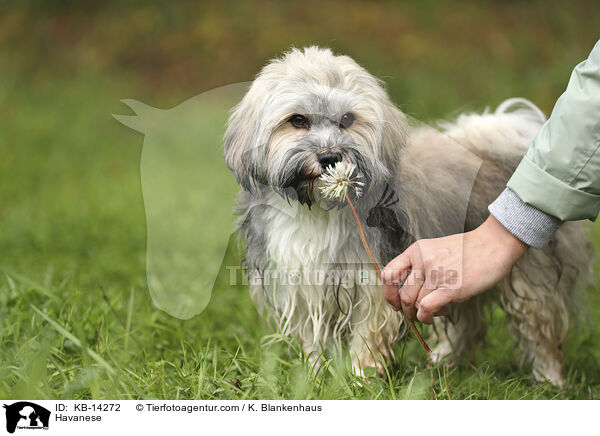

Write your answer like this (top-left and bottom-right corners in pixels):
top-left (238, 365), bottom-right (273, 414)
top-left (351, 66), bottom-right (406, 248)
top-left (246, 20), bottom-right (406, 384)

top-left (507, 40), bottom-right (600, 221)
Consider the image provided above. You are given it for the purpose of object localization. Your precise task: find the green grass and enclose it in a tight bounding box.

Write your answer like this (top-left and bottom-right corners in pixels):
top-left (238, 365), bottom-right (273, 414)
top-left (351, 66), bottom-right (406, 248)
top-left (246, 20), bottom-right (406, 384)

top-left (1, 70), bottom-right (600, 401)
top-left (2, 1), bottom-right (600, 400)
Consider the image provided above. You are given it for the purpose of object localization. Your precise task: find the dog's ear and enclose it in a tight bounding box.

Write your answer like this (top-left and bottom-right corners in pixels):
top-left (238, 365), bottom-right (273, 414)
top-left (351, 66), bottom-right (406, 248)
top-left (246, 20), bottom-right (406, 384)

top-left (380, 101), bottom-right (408, 173)
top-left (224, 89), bottom-right (266, 193)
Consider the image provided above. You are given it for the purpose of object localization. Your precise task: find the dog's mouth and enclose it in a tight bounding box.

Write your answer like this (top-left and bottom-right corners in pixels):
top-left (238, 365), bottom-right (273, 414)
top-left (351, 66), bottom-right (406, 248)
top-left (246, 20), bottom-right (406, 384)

top-left (281, 160), bottom-right (321, 187)
top-left (280, 169), bottom-right (326, 207)
top-left (278, 150), bottom-right (370, 206)
top-left (286, 169), bottom-right (364, 208)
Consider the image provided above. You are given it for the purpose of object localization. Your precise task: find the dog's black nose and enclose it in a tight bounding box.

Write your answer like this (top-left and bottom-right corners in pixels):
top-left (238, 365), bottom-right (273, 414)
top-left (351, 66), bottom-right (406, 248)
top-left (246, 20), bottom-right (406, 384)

top-left (318, 152), bottom-right (342, 169)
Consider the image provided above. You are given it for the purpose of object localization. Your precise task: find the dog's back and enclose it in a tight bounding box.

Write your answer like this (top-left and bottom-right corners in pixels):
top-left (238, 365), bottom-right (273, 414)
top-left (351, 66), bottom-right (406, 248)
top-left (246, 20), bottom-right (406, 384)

top-left (404, 98), bottom-right (591, 386)
top-left (401, 98), bottom-right (546, 234)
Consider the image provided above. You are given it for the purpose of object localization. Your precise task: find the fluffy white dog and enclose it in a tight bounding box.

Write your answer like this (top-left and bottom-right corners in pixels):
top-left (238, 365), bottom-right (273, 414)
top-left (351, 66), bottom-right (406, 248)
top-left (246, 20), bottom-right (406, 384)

top-left (224, 47), bottom-right (589, 386)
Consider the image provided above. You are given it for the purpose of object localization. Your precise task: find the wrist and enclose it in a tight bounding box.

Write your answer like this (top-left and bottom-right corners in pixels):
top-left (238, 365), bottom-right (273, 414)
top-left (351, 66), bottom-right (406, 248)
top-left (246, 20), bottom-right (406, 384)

top-left (478, 215), bottom-right (528, 262)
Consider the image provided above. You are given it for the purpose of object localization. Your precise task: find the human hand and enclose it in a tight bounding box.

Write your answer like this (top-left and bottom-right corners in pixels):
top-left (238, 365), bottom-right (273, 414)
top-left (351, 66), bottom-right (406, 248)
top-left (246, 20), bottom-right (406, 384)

top-left (381, 215), bottom-right (528, 324)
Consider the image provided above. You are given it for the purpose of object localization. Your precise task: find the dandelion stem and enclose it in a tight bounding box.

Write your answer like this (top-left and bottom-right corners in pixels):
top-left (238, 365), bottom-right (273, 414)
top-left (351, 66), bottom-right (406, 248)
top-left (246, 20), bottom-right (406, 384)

top-left (344, 192), bottom-right (431, 355)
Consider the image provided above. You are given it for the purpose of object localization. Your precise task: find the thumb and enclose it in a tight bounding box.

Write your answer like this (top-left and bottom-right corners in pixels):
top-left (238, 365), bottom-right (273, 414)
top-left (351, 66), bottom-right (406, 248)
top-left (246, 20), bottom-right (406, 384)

top-left (416, 288), bottom-right (455, 324)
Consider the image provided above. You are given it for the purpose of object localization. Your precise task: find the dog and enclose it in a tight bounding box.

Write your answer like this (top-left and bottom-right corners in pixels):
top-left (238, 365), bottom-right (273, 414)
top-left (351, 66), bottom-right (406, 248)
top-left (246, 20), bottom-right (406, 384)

top-left (224, 46), bottom-right (589, 386)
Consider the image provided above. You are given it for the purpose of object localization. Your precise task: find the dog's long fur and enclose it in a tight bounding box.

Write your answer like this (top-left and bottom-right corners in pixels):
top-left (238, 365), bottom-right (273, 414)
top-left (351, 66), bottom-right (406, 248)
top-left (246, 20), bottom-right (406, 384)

top-left (224, 47), bottom-right (590, 386)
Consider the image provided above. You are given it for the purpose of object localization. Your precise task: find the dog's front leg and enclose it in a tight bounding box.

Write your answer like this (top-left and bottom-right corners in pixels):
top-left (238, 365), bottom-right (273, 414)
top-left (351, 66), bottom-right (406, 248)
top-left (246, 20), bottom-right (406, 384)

top-left (348, 288), bottom-right (401, 378)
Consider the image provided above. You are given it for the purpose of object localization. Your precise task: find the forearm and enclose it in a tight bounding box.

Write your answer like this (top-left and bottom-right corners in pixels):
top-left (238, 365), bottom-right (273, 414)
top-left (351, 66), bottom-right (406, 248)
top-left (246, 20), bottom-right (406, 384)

top-left (507, 39), bottom-right (600, 223)
top-left (490, 40), bottom-right (600, 247)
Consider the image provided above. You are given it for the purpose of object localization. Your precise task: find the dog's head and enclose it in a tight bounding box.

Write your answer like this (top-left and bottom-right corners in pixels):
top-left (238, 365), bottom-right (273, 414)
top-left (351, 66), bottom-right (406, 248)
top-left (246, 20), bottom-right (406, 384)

top-left (224, 46), bottom-right (408, 206)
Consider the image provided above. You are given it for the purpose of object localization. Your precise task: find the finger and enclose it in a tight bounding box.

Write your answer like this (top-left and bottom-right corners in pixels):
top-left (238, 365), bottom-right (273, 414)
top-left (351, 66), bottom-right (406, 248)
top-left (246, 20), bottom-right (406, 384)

top-left (416, 289), bottom-right (455, 324)
top-left (435, 305), bottom-right (450, 317)
top-left (418, 302), bottom-right (450, 318)
top-left (381, 250), bottom-right (413, 286)
top-left (381, 251), bottom-right (413, 311)
top-left (382, 281), bottom-right (402, 311)
top-left (382, 268), bottom-right (409, 311)
top-left (398, 268), bottom-right (425, 320)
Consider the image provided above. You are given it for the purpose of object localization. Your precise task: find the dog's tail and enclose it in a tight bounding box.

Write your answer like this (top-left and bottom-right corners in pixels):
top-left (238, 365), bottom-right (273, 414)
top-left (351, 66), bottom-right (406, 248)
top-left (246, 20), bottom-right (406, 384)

top-left (495, 97), bottom-right (546, 144)
top-left (437, 97), bottom-right (546, 174)
top-left (490, 97), bottom-right (546, 158)
top-left (495, 97), bottom-right (546, 124)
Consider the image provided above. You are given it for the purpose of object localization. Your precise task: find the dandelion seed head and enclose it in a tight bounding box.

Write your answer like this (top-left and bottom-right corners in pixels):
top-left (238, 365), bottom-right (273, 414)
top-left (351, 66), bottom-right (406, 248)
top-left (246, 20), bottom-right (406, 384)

top-left (318, 161), bottom-right (364, 201)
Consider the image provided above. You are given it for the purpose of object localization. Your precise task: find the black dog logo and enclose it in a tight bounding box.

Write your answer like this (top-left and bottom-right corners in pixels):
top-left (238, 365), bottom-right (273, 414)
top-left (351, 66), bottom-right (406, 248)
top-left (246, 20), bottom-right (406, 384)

top-left (2, 402), bottom-right (50, 434)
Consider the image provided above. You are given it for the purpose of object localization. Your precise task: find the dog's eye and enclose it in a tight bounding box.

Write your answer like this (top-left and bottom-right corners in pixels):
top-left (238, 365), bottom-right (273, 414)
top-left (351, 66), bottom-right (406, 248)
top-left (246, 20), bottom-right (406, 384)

top-left (340, 112), bottom-right (355, 129)
top-left (290, 114), bottom-right (309, 129)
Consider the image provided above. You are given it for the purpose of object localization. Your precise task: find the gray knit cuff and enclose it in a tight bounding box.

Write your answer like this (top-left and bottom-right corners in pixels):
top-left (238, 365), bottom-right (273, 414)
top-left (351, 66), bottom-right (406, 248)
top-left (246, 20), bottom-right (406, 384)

top-left (488, 188), bottom-right (563, 249)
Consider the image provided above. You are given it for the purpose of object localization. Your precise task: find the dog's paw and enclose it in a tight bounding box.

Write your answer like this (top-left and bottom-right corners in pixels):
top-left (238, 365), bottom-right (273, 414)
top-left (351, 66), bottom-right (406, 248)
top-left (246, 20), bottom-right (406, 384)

top-left (533, 367), bottom-right (565, 389)
top-left (429, 342), bottom-right (455, 368)
top-left (351, 357), bottom-right (387, 380)
top-left (305, 351), bottom-right (326, 378)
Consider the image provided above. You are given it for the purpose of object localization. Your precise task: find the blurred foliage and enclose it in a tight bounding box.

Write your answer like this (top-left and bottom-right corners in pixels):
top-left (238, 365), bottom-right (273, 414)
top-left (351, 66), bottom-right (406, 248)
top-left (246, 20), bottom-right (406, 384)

top-left (1, 0), bottom-right (599, 116)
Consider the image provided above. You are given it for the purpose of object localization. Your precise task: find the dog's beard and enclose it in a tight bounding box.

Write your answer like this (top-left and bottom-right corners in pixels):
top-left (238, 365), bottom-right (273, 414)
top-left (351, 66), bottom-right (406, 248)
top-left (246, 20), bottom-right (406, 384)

top-left (271, 143), bottom-right (372, 207)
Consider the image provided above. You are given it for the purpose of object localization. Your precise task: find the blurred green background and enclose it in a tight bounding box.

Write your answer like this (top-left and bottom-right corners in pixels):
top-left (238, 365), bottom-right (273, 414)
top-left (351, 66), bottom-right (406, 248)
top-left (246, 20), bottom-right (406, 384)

top-left (1, 0), bottom-right (600, 399)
